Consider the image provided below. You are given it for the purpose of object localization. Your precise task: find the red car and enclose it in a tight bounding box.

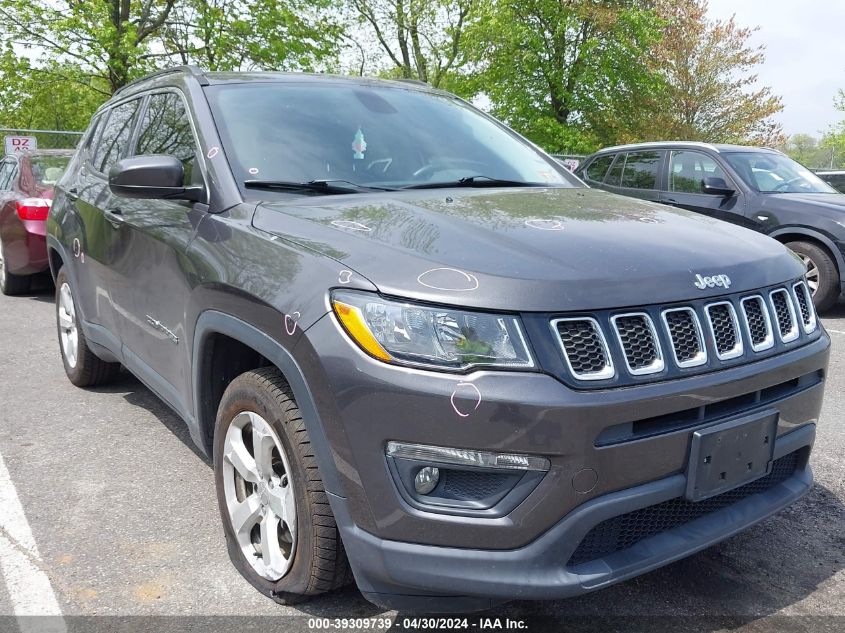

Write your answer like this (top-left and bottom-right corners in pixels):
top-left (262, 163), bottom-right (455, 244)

top-left (0, 149), bottom-right (73, 294)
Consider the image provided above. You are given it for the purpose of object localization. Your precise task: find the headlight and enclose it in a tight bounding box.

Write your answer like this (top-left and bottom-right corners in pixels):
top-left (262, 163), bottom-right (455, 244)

top-left (331, 290), bottom-right (535, 370)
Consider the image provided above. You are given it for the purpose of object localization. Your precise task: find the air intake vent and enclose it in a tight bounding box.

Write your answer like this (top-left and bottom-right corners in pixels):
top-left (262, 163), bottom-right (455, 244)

top-left (706, 302), bottom-right (743, 360)
top-left (553, 318), bottom-right (614, 380)
top-left (662, 308), bottom-right (706, 368)
top-left (792, 282), bottom-right (816, 333)
top-left (740, 296), bottom-right (774, 352)
top-left (770, 289), bottom-right (799, 342)
top-left (611, 313), bottom-right (664, 375)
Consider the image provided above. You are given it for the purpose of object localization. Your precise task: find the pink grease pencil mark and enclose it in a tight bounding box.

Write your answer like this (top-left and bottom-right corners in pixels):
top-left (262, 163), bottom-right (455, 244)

top-left (450, 382), bottom-right (482, 418)
top-left (284, 311), bottom-right (301, 336)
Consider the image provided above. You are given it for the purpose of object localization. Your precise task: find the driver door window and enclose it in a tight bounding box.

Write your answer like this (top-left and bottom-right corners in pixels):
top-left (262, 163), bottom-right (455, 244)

top-left (136, 92), bottom-right (201, 186)
top-left (669, 151), bottom-right (728, 194)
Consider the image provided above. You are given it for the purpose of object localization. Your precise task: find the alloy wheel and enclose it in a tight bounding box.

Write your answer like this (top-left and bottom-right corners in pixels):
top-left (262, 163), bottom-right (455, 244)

top-left (222, 411), bottom-right (297, 580)
top-left (58, 282), bottom-right (79, 368)
top-left (799, 254), bottom-right (819, 295)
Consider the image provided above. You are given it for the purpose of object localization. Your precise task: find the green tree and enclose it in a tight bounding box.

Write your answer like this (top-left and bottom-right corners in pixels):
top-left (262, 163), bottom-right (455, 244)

top-left (641, 0), bottom-right (784, 146)
top-left (348, 0), bottom-right (478, 88)
top-left (161, 0), bottom-right (342, 72)
top-left (0, 1), bottom-right (178, 93)
top-left (0, 47), bottom-right (106, 132)
top-left (458, 0), bottom-right (664, 153)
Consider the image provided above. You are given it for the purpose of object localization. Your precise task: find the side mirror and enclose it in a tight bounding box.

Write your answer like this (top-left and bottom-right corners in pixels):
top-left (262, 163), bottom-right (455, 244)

top-left (701, 176), bottom-right (735, 197)
top-left (109, 155), bottom-right (204, 201)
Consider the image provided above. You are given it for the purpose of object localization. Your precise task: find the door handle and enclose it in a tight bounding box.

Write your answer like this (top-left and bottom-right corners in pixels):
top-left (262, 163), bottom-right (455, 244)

top-left (103, 207), bottom-right (125, 226)
top-left (663, 198), bottom-right (678, 204)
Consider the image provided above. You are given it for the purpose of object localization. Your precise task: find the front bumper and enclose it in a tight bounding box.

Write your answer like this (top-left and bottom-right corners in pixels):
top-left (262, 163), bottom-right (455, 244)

top-left (334, 425), bottom-right (813, 611)
top-left (295, 314), bottom-right (828, 609)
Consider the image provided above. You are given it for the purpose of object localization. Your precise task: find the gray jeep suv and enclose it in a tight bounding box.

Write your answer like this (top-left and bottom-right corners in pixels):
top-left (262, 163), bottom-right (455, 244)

top-left (47, 67), bottom-right (829, 612)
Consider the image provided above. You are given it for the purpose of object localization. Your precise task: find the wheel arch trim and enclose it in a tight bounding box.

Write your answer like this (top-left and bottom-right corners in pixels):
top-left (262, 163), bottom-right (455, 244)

top-left (768, 226), bottom-right (844, 274)
top-left (192, 310), bottom-right (345, 496)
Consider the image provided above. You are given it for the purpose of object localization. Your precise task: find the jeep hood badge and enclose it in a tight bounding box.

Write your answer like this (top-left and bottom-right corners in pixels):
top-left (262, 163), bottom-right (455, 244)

top-left (694, 273), bottom-right (732, 290)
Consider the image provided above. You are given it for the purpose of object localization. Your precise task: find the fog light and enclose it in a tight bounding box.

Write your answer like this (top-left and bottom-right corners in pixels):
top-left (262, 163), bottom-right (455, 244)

top-left (414, 467), bottom-right (440, 495)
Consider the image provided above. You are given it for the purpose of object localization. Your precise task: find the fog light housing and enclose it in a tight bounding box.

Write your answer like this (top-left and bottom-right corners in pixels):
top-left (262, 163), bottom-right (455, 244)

top-left (385, 441), bottom-right (550, 517)
top-left (414, 467), bottom-right (440, 495)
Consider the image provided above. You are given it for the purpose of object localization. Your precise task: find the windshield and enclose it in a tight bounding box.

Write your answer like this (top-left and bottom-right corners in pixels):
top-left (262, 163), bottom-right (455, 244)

top-left (205, 82), bottom-right (575, 191)
top-left (723, 152), bottom-right (836, 194)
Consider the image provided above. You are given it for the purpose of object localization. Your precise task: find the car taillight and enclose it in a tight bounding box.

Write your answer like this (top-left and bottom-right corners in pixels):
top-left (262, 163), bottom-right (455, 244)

top-left (16, 198), bottom-right (52, 221)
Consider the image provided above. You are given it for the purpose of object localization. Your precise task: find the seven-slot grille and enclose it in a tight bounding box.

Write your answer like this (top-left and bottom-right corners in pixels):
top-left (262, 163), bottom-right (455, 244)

top-left (552, 280), bottom-right (816, 383)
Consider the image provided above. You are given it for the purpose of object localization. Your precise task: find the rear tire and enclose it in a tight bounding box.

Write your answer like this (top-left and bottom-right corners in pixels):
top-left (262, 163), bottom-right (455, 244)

top-left (213, 367), bottom-right (352, 605)
top-left (55, 267), bottom-right (120, 386)
top-left (786, 240), bottom-right (839, 312)
top-left (0, 241), bottom-right (31, 296)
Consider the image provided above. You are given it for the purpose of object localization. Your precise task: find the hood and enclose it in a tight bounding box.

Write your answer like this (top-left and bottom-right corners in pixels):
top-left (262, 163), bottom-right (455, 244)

top-left (760, 192), bottom-right (845, 217)
top-left (252, 187), bottom-right (804, 312)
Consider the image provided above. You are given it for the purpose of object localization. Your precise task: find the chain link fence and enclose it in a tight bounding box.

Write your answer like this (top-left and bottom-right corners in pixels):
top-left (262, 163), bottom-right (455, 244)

top-left (1, 127), bottom-right (83, 153)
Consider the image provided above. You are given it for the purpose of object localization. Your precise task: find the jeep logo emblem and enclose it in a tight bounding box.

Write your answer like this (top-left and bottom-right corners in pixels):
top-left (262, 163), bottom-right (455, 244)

top-left (694, 273), bottom-right (732, 290)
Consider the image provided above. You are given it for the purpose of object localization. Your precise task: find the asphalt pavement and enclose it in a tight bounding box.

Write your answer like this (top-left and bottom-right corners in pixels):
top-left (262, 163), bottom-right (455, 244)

top-left (0, 279), bottom-right (842, 633)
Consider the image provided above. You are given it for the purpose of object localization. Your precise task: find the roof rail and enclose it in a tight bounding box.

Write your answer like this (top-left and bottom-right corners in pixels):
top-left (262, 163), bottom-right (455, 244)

top-left (114, 65), bottom-right (209, 96)
top-left (394, 78), bottom-right (429, 87)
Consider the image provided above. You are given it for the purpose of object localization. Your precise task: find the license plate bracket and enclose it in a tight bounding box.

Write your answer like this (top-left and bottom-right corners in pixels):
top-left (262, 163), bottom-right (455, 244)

top-left (685, 410), bottom-right (778, 502)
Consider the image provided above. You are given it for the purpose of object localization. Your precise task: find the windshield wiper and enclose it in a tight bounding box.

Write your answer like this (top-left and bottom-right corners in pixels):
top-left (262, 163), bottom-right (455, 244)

top-left (400, 175), bottom-right (549, 190)
top-left (245, 179), bottom-right (397, 194)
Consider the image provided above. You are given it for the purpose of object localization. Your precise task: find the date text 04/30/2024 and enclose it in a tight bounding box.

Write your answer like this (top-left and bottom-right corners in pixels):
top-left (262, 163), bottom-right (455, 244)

top-left (306, 618), bottom-right (529, 630)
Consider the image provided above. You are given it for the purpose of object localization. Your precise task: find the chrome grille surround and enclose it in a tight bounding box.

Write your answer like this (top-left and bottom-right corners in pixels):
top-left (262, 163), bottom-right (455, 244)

top-left (551, 317), bottom-right (615, 381)
top-left (740, 295), bottom-right (775, 352)
top-left (610, 313), bottom-right (665, 375)
top-left (769, 288), bottom-right (799, 343)
top-left (705, 301), bottom-right (744, 360)
top-left (549, 278), bottom-right (819, 385)
top-left (660, 308), bottom-right (707, 368)
top-left (792, 281), bottom-right (817, 334)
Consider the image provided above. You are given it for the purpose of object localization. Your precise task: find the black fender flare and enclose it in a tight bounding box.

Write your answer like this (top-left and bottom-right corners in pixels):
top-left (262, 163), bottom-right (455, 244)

top-left (191, 309), bottom-right (345, 496)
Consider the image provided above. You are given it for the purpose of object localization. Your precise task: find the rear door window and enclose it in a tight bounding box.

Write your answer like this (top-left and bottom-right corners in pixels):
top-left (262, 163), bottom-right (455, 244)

top-left (136, 92), bottom-right (201, 185)
top-left (621, 151), bottom-right (660, 189)
top-left (585, 155), bottom-right (614, 183)
top-left (93, 100), bottom-right (140, 174)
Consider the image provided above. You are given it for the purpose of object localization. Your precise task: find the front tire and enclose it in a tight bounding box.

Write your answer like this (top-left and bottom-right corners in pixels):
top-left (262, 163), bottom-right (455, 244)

top-left (55, 267), bottom-right (120, 386)
top-left (0, 241), bottom-right (31, 295)
top-left (213, 367), bottom-right (351, 604)
top-left (786, 240), bottom-right (839, 312)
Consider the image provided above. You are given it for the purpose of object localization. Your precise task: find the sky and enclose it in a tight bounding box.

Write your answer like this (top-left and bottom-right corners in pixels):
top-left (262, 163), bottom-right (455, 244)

top-left (707, 0), bottom-right (845, 137)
